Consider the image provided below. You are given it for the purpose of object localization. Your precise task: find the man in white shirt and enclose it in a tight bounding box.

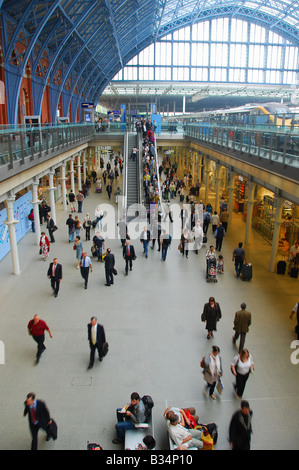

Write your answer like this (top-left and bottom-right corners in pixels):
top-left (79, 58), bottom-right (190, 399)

top-left (80, 252), bottom-right (92, 289)
top-left (166, 413), bottom-right (203, 449)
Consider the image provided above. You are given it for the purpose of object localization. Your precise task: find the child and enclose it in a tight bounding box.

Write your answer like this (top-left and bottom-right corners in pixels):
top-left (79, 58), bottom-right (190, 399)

top-left (217, 254), bottom-right (224, 274)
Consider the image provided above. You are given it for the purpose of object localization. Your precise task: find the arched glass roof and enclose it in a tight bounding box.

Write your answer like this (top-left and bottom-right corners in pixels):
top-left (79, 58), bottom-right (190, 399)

top-left (1, 0), bottom-right (299, 122)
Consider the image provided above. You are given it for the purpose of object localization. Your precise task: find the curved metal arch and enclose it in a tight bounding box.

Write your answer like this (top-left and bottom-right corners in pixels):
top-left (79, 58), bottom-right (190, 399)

top-left (155, 4), bottom-right (299, 46)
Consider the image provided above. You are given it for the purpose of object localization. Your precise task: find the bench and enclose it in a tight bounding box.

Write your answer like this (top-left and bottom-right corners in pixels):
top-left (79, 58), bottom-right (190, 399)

top-left (124, 414), bottom-right (154, 450)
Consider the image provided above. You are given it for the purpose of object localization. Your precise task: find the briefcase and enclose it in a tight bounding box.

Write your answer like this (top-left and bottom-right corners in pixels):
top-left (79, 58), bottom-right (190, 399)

top-left (112, 268), bottom-right (117, 275)
top-left (48, 419), bottom-right (58, 440)
top-left (101, 342), bottom-right (109, 357)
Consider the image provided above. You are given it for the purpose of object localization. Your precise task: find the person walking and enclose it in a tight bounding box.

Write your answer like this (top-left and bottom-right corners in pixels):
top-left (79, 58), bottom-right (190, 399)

top-left (74, 236), bottom-right (83, 269)
top-left (106, 182), bottom-right (112, 200)
top-left (93, 231), bottom-right (105, 262)
top-left (160, 230), bottom-right (172, 261)
top-left (232, 242), bottom-right (247, 278)
top-left (229, 401), bottom-right (253, 450)
top-left (66, 214), bottom-right (75, 243)
top-left (214, 221), bottom-right (225, 252)
top-left (232, 303), bottom-right (252, 352)
top-left (76, 191), bottom-right (84, 213)
top-left (123, 240), bottom-right (136, 275)
top-left (46, 213), bottom-right (56, 243)
top-left (80, 252), bottom-right (92, 289)
top-left (68, 190), bottom-right (76, 212)
top-left (24, 392), bottom-right (55, 450)
top-left (202, 345), bottom-right (223, 400)
top-left (104, 248), bottom-right (115, 286)
top-left (83, 213), bottom-right (92, 241)
top-left (87, 316), bottom-right (106, 369)
top-left (27, 314), bottom-right (53, 364)
top-left (231, 349), bottom-right (254, 399)
top-left (201, 297), bottom-right (222, 339)
top-left (140, 226), bottom-right (151, 258)
top-left (39, 232), bottom-right (50, 261)
top-left (47, 258), bottom-right (62, 297)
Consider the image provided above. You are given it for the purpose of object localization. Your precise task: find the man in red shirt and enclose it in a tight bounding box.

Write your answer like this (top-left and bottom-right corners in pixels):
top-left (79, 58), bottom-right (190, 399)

top-left (27, 315), bottom-right (53, 364)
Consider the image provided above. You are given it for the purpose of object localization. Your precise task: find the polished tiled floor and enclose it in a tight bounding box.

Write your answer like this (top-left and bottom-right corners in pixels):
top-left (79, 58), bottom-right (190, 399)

top-left (0, 158), bottom-right (298, 450)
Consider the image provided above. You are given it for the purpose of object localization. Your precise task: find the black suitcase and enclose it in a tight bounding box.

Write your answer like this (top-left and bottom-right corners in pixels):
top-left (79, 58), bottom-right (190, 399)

top-left (241, 264), bottom-right (252, 280)
top-left (277, 260), bottom-right (286, 275)
top-left (290, 268), bottom-right (298, 279)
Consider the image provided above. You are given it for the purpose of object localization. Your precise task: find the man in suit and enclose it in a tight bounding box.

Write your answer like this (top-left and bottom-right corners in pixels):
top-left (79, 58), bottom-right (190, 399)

top-left (47, 258), bottom-right (62, 297)
top-left (104, 248), bottom-right (115, 286)
top-left (24, 392), bottom-right (55, 450)
top-left (123, 240), bottom-right (136, 275)
top-left (87, 316), bottom-right (106, 369)
top-left (232, 303), bottom-right (252, 352)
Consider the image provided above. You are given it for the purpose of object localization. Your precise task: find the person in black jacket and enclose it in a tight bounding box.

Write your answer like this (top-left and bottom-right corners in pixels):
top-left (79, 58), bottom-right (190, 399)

top-left (104, 248), bottom-right (115, 286)
top-left (47, 258), bottom-right (62, 297)
top-left (123, 240), bottom-right (136, 275)
top-left (87, 316), bottom-right (106, 369)
top-left (24, 392), bottom-right (54, 450)
top-left (229, 401), bottom-right (253, 450)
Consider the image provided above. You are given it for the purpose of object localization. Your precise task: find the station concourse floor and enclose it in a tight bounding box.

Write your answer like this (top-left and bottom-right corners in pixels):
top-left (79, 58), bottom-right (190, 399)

top-left (0, 165), bottom-right (299, 451)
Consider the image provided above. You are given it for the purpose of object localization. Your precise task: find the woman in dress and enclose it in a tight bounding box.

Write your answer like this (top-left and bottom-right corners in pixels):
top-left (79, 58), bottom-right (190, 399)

top-left (231, 349), bottom-right (254, 399)
top-left (74, 236), bottom-right (83, 269)
top-left (201, 297), bottom-right (222, 339)
top-left (39, 232), bottom-right (50, 261)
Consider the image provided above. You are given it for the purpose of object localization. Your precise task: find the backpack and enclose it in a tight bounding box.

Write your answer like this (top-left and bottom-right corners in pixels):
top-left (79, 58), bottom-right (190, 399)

top-left (142, 395), bottom-right (154, 420)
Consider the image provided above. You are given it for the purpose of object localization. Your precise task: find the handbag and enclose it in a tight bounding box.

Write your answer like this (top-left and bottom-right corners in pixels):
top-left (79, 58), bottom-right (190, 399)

top-left (53, 225), bottom-right (58, 232)
top-left (112, 268), bottom-right (118, 275)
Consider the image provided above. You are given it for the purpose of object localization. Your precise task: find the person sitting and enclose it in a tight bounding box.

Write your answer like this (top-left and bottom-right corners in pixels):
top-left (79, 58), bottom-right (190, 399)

top-left (165, 412), bottom-right (203, 450)
top-left (163, 407), bottom-right (198, 428)
top-left (112, 392), bottom-right (148, 445)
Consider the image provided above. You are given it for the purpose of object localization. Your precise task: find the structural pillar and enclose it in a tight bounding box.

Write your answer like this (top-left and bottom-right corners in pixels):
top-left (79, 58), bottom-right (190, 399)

top-left (244, 181), bottom-right (256, 245)
top-left (31, 178), bottom-right (41, 245)
top-left (204, 157), bottom-right (210, 202)
top-left (48, 169), bottom-right (57, 223)
top-left (228, 170), bottom-right (236, 224)
top-left (69, 157), bottom-right (75, 193)
top-left (77, 154), bottom-right (82, 191)
top-left (60, 163), bottom-right (68, 212)
top-left (214, 163), bottom-right (221, 212)
top-left (4, 195), bottom-right (20, 275)
top-left (269, 196), bottom-right (284, 273)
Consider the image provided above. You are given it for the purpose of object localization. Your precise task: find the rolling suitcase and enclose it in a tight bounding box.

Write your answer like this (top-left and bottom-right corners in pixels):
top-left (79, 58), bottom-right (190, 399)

top-left (277, 260), bottom-right (286, 275)
top-left (241, 263), bottom-right (252, 281)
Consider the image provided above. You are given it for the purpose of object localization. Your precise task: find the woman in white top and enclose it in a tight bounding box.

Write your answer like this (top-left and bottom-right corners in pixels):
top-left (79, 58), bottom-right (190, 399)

top-left (231, 348), bottom-right (254, 399)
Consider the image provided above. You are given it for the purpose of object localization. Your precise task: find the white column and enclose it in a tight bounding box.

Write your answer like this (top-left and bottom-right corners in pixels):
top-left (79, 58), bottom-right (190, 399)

top-left (60, 163), bottom-right (68, 212)
top-left (69, 157), bottom-right (75, 193)
top-left (244, 181), bottom-right (256, 245)
top-left (31, 179), bottom-right (41, 245)
top-left (77, 154), bottom-right (82, 191)
top-left (4, 195), bottom-right (20, 275)
top-left (48, 169), bottom-right (57, 223)
top-left (269, 196), bottom-right (284, 272)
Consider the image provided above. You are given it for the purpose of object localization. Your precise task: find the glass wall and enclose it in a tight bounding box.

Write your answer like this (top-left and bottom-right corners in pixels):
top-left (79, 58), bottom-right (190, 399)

top-left (113, 18), bottom-right (298, 85)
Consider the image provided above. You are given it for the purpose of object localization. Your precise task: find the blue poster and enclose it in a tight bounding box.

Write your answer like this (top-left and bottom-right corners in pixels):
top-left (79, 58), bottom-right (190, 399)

top-left (0, 191), bottom-right (33, 261)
